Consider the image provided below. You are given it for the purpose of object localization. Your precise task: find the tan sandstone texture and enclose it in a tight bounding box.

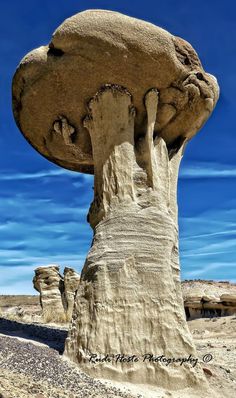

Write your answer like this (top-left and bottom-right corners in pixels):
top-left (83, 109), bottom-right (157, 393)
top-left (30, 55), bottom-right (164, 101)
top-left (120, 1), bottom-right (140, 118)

top-left (63, 267), bottom-right (81, 320)
top-left (182, 280), bottom-right (236, 320)
top-left (33, 265), bottom-right (66, 322)
top-left (33, 265), bottom-right (80, 322)
top-left (12, 9), bottom-right (219, 394)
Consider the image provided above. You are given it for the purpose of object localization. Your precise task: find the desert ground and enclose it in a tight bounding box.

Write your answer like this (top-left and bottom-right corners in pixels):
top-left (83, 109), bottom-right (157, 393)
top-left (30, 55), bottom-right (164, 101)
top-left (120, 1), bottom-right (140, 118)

top-left (0, 291), bottom-right (235, 398)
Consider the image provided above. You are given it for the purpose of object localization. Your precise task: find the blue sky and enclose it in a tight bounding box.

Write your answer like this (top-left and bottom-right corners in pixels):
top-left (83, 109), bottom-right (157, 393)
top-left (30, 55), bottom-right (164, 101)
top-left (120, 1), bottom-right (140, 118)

top-left (0, 0), bottom-right (235, 294)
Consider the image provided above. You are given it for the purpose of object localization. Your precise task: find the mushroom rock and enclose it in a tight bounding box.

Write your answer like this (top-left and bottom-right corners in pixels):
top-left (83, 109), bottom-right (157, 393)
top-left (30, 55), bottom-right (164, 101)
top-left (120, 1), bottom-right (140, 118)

top-left (13, 9), bottom-right (219, 391)
top-left (33, 265), bottom-right (65, 322)
top-left (63, 267), bottom-right (80, 320)
top-left (12, 9), bottom-right (219, 174)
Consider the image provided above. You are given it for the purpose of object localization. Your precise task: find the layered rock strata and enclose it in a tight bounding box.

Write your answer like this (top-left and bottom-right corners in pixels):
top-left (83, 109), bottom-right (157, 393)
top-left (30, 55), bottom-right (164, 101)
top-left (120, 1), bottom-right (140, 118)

top-left (33, 265), bottom-right (65, 322)
top-left (182, 280), bottom-right (236, 320)
top-left (63, 267), bottom-right (81, 320)
top-left (64, 86), bottom-right (208, 390)
top-left (33, 265), bottom-right (80, 321)
top-left (13, 9), bottom-right (219, 392)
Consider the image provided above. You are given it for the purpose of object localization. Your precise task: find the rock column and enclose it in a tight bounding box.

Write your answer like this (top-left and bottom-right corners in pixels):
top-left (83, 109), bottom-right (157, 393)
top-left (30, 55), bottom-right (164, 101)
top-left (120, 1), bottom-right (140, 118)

top-left (65, 86), bottom-right (207, 390)
top-left (33, 265), bottom-right (65, 322)
top-left (63, 267), bottom-right (80, 320)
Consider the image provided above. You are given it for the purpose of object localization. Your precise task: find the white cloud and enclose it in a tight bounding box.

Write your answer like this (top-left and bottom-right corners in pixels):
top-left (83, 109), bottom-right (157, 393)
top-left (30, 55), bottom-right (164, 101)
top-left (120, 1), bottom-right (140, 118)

top-left (183, 262), bottom-right (236, 279)
top-left (182, 229), bottom-right (236, 241)
top-left (1, 160), bottom-right (236, 293)
top-left (180, 162), bottom-right (236, 179)
top-left (0, 169), bottom-right (72, 180)
top-left (3, 161), bottom-right (235, 182)
top-left (0, 168), bottom-right (94, 182)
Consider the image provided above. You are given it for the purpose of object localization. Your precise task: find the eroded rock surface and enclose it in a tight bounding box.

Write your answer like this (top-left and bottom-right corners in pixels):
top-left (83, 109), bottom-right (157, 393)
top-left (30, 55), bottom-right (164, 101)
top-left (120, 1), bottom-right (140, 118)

top-left (12, 9), bottom-right (219, 174)
top-left (33, 265), bottom-right (80, 322)
top-left (64, 86), bottom-right (213, 391)
top-left (182, 280), bottom-right (236, 320)
top-left (33, 265), bottom-right (65, 322)
top-left (13, 9), bottom-right (219, 392)
top-left (63, 267), bottom-right (80, 320)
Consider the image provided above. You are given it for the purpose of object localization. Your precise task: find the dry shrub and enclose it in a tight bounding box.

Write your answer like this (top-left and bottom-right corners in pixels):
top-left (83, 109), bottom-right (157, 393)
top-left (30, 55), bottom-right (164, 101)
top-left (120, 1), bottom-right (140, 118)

top-left (42, 308), bottom-right (67, 324)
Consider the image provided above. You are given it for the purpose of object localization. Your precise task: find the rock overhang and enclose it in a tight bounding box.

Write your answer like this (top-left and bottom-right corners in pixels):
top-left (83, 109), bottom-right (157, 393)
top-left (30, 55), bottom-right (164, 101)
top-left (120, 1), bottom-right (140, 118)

top-left (12, 9), bottom-right (219, 174)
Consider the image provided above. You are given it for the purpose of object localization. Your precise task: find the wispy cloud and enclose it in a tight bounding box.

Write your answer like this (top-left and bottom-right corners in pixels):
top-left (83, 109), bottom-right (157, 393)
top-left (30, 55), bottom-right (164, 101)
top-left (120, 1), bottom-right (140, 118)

top-left (0, 168), bottom-right (94, 182)
top-left (1, 161), bottom-right (236, 293)
top-left (0, 0), bottom-right (235, 294)
top-left (180, 162), bottom-right (236, 179)
top-left (2, 162), bottom-right (235, 181)
top-left (183, 262), bottom-right (236, 279)
top-left (0, 168), bottom-right (94, 293)
top-left (182, 229), bottom-right (236, 240)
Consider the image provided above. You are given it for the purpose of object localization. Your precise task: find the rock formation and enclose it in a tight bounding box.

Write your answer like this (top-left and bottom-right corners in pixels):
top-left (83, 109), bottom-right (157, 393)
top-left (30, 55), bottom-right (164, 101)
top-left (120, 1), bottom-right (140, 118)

top-left (63, 267), bottom-right (80, 320)
top-left (13, 9), bottom-right (219, 392)
top-left (182, 280), bottom-right (236, 320)
top-left (33, 265), bottom-right (80, 322)
top-left (33, 265), bottom-right (66, 322)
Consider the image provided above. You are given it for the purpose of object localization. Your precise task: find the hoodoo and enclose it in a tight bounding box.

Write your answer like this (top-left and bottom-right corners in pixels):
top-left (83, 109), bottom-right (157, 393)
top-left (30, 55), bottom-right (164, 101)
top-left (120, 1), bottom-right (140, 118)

top-left (12, 9), bottom-right (219, 392)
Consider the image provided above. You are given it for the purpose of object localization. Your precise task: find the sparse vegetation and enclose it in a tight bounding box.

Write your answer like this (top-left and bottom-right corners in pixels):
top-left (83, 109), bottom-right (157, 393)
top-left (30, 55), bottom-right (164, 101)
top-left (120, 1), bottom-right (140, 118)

top-left (42, 308), bottom-right (68, 324)
top-left (0, 295), bottom-right (70, 325)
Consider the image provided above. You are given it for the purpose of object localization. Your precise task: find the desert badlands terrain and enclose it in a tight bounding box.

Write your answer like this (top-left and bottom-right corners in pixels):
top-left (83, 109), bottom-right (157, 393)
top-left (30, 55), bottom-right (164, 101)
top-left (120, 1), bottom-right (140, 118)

top-left (0, 280), bottom-right (235, 398)
top-left (4, 7), bottom-right (229, 398)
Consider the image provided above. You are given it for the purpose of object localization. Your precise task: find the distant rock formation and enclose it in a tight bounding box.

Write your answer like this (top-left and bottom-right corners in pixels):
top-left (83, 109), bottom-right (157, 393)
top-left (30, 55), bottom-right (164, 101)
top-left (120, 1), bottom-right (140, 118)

top-left (33, 265), bottom-right (80, 322)
top-left (33, 265), bottom-right (65, 322)
top-left (63, 267), bottom-right (81, 320)
top-left (33, 273), bottom-right (236, 323)
top-left (182, 280), bottom-right (236, 320)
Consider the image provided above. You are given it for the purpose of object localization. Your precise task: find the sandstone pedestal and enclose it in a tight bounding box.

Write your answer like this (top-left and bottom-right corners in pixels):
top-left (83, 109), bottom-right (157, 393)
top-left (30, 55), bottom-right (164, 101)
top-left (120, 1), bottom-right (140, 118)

top-left (64, 86), bottom-right (206, 389)
top-left (12, 9), bottom-right (219, 393)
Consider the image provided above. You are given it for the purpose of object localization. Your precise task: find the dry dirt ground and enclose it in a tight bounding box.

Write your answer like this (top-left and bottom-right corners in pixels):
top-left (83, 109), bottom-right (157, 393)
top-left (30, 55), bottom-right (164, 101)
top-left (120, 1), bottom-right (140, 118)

top-left (0, 296), bottom-right (235, 398)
